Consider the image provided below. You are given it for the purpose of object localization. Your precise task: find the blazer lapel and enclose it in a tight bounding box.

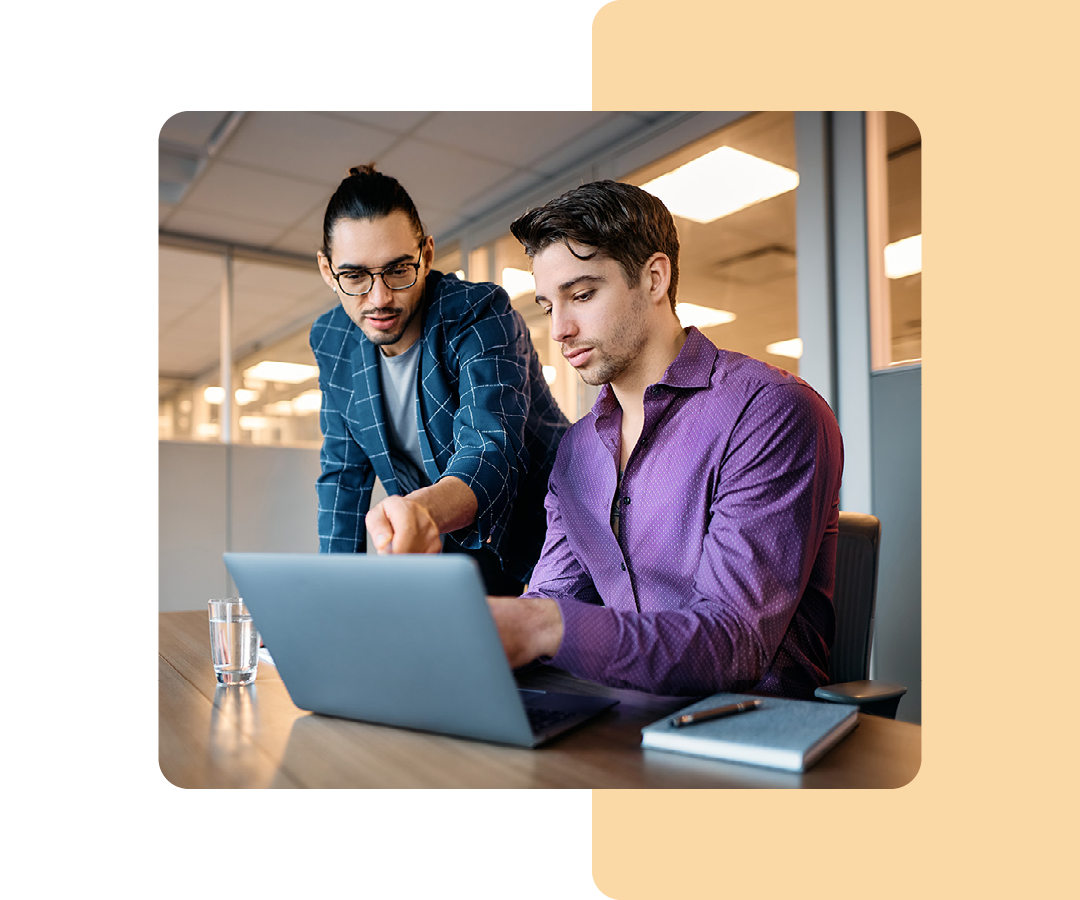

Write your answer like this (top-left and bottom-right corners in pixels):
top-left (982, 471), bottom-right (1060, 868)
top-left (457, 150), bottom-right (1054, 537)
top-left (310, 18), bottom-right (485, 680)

top-left (415, 341), bottom-right (443, 484)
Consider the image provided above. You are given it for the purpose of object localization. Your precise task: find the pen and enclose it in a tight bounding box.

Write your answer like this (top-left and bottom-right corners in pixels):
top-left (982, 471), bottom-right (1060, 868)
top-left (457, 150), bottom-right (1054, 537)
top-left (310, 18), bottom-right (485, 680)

top-left (670, 699), bottom-right (763, 728)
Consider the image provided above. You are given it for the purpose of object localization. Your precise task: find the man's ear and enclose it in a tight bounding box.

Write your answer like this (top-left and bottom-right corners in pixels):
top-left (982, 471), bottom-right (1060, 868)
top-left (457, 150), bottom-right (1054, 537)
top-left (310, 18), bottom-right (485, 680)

top-left (421, 234), bottom-right (436, 270)
top-left (316, 251), bottom-right (336, 291)
top-left (644, 253), bottom-right (672, 307)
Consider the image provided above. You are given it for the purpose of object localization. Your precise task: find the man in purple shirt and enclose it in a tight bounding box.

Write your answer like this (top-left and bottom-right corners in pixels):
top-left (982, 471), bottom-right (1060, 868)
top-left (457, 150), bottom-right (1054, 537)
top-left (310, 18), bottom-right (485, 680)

top-left (487, 180), bottom-right (844, 699)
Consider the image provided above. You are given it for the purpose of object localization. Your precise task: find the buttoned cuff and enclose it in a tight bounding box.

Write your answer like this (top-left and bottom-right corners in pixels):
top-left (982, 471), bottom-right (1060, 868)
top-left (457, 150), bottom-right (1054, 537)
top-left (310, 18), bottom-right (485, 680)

top-left (545, 596), bottom-right (618, 677)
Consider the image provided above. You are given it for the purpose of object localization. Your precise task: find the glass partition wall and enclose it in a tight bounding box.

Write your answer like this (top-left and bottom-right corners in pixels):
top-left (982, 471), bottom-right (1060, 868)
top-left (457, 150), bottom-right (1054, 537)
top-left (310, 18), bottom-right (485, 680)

top-left (627, 111), bottom-right (801, 374)
top-left (158, 244), bottom-right (329, 447)
top-left (868, 110), bottom-right (922, 369)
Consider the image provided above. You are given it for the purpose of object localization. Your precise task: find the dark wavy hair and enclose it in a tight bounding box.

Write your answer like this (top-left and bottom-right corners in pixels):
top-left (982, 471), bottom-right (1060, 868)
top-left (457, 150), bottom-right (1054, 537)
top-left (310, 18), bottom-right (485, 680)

top-left (321, 163), bottom-right (425, 255)
top-left (509, 180), bottom-right (680, 309)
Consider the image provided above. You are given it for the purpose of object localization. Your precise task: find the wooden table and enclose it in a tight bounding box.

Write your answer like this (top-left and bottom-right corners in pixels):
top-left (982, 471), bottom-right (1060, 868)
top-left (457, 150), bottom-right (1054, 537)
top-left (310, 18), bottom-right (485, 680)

top-left (160, 611), bottom-right (921, 789)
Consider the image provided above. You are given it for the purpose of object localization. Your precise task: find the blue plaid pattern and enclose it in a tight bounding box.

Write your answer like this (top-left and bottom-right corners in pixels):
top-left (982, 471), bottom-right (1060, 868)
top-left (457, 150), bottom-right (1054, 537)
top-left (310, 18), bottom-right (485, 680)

top-left (310, 271), bottom-right (569, 582)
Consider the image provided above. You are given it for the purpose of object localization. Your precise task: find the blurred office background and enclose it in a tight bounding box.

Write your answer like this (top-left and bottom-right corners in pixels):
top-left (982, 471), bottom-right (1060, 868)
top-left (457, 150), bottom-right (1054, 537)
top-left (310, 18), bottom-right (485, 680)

top-left (159, 111), bottom-right (921, 723)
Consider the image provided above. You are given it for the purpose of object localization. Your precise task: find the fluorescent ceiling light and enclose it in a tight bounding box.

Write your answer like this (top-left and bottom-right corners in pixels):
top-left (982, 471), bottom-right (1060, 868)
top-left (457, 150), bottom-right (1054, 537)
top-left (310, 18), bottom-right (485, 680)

top-left (640, 146), bottom-right (799, 223)
top-left (239, 416), bottom-right (269, 430)
top-left (676, 303), bottom-right (737, 329)
top-left (242, 361), bottom-right (320, 384)
top-left (235, 389), bottom-right (259, 406)
top-left (766, 338), bottom-right (803, 359)
top-left (265, 401), bottom-right (295, 416)
top-left (501, 267), bottom-right (536, 299)
top-left (204, 386), bottom-right (225, 404)
top-left (454, 269), bottom-right (466, 280)
top-left (292, 390), bottom-right (322, 412)
top-left (885, 234), bottom-right (922, 279)
top-left (542, 365), bottom-right (557, 385)
top-left (196, 423), bottom-right (220, 438)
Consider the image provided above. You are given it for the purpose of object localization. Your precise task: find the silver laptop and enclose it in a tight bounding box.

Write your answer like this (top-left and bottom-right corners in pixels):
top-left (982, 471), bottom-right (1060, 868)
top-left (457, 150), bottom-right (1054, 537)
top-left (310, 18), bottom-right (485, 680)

top-left (222, 552), bottom-right (617, 748)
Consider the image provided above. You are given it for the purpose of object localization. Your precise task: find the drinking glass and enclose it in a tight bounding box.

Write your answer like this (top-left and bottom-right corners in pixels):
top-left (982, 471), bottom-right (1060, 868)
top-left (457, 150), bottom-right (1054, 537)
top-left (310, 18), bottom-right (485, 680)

top-left (207, 599), bottom-right (259, 685)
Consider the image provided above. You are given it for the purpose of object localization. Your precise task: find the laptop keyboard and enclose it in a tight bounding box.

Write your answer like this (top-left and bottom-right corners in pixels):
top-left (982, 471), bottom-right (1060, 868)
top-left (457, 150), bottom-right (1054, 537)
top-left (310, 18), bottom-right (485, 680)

top-left (526, 705), bottom-right (580, 734)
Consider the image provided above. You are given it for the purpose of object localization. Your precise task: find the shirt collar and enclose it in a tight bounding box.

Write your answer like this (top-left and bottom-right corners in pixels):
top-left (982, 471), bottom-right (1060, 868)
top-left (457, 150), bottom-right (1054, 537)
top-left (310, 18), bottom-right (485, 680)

top-left (591, 326), bottom-right (717, 418)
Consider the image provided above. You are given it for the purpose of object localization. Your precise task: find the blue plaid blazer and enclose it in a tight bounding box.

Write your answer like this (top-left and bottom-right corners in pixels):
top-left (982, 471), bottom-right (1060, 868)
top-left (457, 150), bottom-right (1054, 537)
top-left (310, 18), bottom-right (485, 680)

top-left (310, 270), bottom-right (570, 582)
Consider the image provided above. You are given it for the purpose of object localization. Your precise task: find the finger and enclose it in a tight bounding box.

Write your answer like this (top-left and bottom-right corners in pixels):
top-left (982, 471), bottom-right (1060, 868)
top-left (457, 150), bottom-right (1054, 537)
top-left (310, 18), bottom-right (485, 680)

top-left (365, 504), bottom-right (394, 554)
top-left (381, 497), bottom-right (437, 554)
top-left (391, 524), bottom-right (438, 554)
top-left (382, 501), bottom-right (418, 554)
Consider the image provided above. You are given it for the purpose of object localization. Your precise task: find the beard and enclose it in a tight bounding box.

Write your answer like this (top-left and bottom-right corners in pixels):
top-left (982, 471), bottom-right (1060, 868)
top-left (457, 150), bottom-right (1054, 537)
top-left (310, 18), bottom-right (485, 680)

top-left (355, 295), bottom-right (423, 348)
top-left (572, 288), bottom-right (650, 385)
top-left (578, 344), bottom-right (638, 385)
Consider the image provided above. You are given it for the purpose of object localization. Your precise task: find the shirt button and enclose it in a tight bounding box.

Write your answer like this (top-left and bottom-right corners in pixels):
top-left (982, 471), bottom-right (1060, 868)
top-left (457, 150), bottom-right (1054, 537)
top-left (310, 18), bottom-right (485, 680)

top-left (622, 496), bottom-right (631, 505)
top-left (620, 562), bottom-right (627, 571)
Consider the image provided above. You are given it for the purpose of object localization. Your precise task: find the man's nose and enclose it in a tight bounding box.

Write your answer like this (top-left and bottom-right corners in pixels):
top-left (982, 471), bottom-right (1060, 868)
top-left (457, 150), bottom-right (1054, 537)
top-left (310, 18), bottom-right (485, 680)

top-left (366, 277), bottom-right (395, 307)
top-left (550, 305), bottom-right (577, 343)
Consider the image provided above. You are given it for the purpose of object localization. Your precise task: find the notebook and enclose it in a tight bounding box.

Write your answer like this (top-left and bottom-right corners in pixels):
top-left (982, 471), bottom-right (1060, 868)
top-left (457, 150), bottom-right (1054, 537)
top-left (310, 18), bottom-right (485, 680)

top-left (222, 552), bottom-right (617, 748)
top-left (641, 692), bottom-right (859, 772)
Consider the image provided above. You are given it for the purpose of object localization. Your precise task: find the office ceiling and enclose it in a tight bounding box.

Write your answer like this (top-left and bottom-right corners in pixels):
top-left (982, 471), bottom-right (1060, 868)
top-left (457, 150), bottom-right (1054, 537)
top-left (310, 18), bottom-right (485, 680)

top-left (158, 110), bottom-right (672, 395)
top-left (159, 111), bottom-right (921, 400)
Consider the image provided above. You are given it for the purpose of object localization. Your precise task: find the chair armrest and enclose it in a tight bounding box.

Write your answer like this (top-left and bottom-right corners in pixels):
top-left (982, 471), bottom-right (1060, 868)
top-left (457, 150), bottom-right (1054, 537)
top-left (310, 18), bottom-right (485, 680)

top-left (814, 679), bottom-right (908, 719)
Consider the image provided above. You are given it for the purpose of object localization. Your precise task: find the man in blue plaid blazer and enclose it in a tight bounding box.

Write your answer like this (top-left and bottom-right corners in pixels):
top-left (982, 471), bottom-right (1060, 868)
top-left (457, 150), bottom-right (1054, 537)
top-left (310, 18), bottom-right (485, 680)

top-left (311, 166), bottom-right (569, 593)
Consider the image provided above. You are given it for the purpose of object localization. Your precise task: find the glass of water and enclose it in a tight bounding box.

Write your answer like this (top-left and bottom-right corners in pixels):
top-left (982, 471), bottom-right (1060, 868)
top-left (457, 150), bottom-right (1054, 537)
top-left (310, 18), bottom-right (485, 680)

top-left (208, 599), bottom-right (259, 685)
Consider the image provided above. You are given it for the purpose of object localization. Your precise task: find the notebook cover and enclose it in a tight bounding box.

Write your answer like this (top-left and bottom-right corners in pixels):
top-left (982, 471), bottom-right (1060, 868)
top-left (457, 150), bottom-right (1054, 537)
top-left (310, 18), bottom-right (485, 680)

top-left (640, 692), bottom-right (859, 772)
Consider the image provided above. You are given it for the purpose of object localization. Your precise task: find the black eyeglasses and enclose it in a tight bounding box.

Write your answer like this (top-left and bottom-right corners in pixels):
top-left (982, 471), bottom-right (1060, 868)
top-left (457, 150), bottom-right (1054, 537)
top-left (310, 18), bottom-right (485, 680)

top-left (329, 247), bottom-right (424, 296)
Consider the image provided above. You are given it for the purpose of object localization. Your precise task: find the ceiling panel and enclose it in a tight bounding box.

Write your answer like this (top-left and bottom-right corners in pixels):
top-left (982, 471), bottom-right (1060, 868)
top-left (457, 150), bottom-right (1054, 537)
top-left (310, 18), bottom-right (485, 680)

top-left (218, 111), bottom-right (401, 181)
top-left (164, 207), bottom-right (289, 248)
top-left (272, 206), bottom-right (328, 257)
top-left (455, 169), bottom-right (551, 221)
top-left (415, 111), bottom-right (611, 170)
top-left (160, 111), bottom-right (231, 147)
top-left (375, 137), bottom-right (518, 221)
top-left (535, 112), bottom-right (666, 177)
top-left (174, 160), bottom-right (329, 232)
top-left (332, 111), bottom-right (435, 133)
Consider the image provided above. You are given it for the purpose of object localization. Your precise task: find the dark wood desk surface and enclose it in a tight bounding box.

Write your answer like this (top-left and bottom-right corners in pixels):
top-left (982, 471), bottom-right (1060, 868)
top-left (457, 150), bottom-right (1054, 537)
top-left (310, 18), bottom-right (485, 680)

top-left (160, 610), bottom-right (920, 789)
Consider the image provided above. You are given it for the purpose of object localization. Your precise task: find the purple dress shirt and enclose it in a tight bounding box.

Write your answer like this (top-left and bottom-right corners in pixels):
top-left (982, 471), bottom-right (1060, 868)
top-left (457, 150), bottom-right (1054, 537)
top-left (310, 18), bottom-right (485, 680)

top-left (522, 328), bottom-right (844, 698)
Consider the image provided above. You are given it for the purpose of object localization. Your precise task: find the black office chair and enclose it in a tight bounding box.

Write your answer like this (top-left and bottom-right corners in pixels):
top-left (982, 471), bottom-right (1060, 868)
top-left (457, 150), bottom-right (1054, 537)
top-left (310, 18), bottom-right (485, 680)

top-left (814, 511), bottom-right (908, 718)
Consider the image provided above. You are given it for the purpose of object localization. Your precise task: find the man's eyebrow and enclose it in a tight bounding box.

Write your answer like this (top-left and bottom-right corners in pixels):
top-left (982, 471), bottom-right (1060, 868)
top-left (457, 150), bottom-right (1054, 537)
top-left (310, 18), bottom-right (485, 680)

top-left (534, 274), bottom-right (606, 304)
top-left (335, 252), bottom-right (414, 271)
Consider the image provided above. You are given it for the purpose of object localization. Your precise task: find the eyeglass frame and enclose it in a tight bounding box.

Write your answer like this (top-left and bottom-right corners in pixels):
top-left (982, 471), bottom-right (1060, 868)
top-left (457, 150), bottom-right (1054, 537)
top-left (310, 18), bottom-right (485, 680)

top-left (327, 245), bottom-right (425, 297)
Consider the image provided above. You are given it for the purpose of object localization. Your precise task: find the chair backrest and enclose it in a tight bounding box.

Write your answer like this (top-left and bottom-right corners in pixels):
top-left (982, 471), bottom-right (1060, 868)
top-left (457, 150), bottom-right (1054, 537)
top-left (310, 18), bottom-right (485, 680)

top-left (830, 511), bottom-right (882, 683)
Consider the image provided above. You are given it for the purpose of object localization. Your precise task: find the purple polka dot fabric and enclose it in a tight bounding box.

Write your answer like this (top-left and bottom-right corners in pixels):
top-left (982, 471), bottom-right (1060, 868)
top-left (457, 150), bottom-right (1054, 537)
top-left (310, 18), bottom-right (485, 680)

top-left (522, 328), bottom-right (844, 699)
